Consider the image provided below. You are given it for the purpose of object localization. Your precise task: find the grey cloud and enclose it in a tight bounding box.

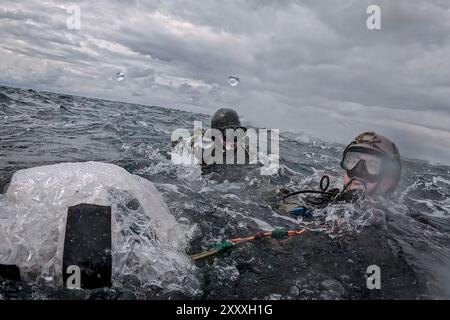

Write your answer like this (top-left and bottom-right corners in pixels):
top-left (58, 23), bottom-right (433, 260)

top-left (0, 0), bottom-right (449, 164)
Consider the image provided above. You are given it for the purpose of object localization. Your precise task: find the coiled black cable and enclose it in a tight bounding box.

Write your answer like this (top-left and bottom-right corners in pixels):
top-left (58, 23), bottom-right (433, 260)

top-left (281, 175), bottom-right (366, 206)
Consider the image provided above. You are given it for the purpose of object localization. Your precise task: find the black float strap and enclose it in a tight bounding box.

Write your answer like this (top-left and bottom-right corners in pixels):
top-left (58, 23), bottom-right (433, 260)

top-left (62, 203), bottom-right (112, 289)
top-left (0, 264), bottom-right (21, 282)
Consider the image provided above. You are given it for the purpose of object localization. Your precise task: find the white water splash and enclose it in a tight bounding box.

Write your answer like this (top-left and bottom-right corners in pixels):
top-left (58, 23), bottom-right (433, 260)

top-left (0, 162), bottom-right (200, 296)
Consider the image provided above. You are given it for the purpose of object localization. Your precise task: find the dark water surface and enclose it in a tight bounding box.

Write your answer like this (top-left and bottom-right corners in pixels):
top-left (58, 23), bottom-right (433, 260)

top-left (1, 86), bottom-right (449, 299)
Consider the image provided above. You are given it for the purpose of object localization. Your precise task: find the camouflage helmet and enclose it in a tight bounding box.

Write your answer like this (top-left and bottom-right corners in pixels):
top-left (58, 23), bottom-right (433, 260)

top-left (344, 131), bottom-right (402, 193)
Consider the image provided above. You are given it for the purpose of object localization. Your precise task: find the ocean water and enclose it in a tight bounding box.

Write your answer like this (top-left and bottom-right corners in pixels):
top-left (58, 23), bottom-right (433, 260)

top-left (0, 85), bottom-right (449, 299)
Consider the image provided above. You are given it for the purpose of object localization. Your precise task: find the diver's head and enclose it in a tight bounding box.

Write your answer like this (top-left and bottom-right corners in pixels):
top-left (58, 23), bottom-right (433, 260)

top-left (211, 108), bottom-right (246, 150)
top-left (341, 132), bottom-right (402, 196)
top-left (211, 108), bottom-right (243, 131)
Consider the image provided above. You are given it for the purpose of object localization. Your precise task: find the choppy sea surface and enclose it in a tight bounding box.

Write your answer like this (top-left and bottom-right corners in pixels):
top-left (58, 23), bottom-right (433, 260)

top-left (1, 85), bottom-right (449, 300)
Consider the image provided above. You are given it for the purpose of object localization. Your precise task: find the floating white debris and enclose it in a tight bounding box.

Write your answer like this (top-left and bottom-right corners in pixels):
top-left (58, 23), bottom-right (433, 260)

top-left (0, 162), bottom-right (200, 295)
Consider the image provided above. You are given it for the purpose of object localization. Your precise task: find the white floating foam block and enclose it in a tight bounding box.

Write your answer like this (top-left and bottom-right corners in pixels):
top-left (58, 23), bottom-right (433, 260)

top-left (0, 161), bottom-right (199, 294)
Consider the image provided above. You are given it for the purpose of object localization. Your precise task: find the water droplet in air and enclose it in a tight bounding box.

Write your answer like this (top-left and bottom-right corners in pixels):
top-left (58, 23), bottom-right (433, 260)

top-left (117, 72), bottom-right (125, 82)
top-left (227, 76), bottom-right (239, 87)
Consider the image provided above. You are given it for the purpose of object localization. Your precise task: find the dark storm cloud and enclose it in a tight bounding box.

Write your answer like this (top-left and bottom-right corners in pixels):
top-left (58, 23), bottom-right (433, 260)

top-left (0, 0), bottom-right (449, 164)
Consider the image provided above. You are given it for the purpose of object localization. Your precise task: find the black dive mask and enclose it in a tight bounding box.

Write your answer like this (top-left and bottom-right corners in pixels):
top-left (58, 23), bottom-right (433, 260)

top-left (345, 159), bottom-right (379, 183)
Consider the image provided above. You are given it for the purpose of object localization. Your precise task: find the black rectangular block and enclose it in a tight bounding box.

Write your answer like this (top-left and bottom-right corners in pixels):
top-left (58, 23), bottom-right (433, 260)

top-left (0, 264), bottom-right (21, 282)
top-left (62, 203), bottom-right (112, 289)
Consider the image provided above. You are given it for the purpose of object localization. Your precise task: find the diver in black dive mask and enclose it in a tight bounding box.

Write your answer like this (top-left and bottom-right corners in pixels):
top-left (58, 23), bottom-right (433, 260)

top-left (209, 108), bottom-right (247, 154)
top-left (202, 108), bottom-right (252, 175)
top-left (340, 131), bottom-right (402, 197)
top-left (280, 132), bottom-right (402, 213)
top-left (172, 108), bottom-right (252, 174)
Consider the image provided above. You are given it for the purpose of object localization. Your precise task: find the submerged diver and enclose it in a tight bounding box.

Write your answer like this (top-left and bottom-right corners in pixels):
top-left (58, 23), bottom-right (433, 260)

top-left (280, 131), bottom-right (402, 213)
top-left (207, 107), bottom-right (249, 165)
top-left (172, 108), bottom-right (256, 174)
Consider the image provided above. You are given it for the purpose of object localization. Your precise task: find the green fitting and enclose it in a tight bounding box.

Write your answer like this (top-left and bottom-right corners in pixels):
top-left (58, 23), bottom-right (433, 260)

top-left (271, 229), bottom-right (289, 239)
top-left (213, 241), bottom-right (234, 253)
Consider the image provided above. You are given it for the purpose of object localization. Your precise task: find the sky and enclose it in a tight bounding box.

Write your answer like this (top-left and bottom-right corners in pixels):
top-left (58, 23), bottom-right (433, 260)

top-left (0, 0), bottom-right (449, 164)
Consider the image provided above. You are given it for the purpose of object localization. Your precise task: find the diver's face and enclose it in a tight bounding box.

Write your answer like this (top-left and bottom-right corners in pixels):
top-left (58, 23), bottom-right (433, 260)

top-left (223, 136), bottom-right (237, 150)
top-left (341, 148), bottom-right (400, 196)
top-left (343, 172), bottom-right (397, 196)
top-left (221, 128), bottom-right (246, 151)
top-left (216, 134), bottom-right (237, 150)
top-left (344, 173), bottom-right (375, 194)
